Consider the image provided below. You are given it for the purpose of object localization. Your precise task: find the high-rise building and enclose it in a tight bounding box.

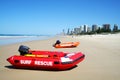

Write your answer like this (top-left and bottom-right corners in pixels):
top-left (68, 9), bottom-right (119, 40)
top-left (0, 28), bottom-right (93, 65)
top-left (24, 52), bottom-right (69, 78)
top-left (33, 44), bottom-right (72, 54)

top-left (83, 25), bottom-right (88, 33)
top-left (102, 24), bottom-right (111, 31)
top-left (113, 24), bottom-right (118, 31)
top-left (92, 24), bottom-right (98, 32)
top-left (87, 27), bottom-right (91, 32)
top-left (74, 28), bottom-right (81, 34)
top-left (80, 25), bottom-right (84, 33)
top-left (67, 28), bottom-right (70, 35)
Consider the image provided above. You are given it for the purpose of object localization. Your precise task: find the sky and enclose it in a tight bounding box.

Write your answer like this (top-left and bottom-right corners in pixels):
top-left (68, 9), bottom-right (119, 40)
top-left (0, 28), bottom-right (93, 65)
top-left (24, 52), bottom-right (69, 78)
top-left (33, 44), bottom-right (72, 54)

top-left (0, 0), bottom-right (120, 35)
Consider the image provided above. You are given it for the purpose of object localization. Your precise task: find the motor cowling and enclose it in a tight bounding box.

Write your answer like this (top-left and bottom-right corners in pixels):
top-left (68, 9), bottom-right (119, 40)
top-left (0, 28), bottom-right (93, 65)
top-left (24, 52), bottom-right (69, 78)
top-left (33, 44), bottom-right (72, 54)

top-left (53, 40), bottom-right (61, 47)
top-left (18, 45), bottom-right (30, 56)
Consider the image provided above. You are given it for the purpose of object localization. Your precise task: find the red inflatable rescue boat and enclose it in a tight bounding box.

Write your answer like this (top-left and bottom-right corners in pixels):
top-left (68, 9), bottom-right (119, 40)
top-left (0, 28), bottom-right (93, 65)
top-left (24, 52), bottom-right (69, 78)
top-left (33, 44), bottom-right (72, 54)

top-left (7, 45), bottom-right (85, 70)
top-left (7, 51), bottom-right (85, 70)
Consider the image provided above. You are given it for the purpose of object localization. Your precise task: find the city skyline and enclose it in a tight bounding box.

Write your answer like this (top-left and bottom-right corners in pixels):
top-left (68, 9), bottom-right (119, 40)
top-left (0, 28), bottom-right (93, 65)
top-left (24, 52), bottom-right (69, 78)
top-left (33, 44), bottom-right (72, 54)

top-left (66, 23), bottom-right (119, 35)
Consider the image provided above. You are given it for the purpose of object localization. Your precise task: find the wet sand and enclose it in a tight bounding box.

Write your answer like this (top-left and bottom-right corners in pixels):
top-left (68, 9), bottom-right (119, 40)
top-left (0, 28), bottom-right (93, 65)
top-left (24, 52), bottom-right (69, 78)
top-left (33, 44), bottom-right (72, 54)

top-left (0, 34), bottom-right (120, 80)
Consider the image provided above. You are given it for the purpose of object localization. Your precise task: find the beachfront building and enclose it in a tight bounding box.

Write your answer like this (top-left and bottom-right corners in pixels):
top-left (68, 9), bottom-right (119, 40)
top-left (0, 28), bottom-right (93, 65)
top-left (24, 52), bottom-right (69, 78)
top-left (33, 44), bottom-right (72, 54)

top-left (67, 28), bottom-right (74, 35)
top-left (83, 25), bottom-right (88, 33)
top-left (113, 24), bottom-right (118, 31)
top-left (92, 24), bottom-right (98, 32)
top-left (73, 25), bottom-right (90, 34)
top-left (73, 25), bottom-right (86, 35)
top-left (87, 27), bottom-right (91, 33)
top-left (74, 28), bottom-right (81, 35)
top-left (70, 30), bottom-right (74, 35)
top-left (80, 25), bottom-right (84, 33)
top-left (67, 28), bottom-right (70, 35)
top-left (102, 24), bottom-right (111, 31)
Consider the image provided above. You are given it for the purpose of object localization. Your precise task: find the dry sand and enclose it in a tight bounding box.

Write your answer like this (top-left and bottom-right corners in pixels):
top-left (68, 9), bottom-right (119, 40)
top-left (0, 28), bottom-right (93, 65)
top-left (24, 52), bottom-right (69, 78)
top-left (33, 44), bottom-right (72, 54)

top-left (0, 34), bottom-right (120, 80)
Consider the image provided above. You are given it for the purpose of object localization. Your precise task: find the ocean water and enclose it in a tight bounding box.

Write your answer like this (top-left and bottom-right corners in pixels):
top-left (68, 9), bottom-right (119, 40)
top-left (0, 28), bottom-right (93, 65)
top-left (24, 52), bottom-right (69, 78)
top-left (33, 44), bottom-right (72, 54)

top-left (0, 35), bottom-right (52, 46)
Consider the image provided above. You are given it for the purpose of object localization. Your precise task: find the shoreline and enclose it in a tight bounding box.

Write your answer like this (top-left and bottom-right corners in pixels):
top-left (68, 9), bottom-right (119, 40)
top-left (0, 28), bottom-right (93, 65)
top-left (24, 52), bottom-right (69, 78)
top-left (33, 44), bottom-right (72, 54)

top-left (0, 35), bottom-right (53, 46)
top-left (0, 34), bottom-right (120, 80)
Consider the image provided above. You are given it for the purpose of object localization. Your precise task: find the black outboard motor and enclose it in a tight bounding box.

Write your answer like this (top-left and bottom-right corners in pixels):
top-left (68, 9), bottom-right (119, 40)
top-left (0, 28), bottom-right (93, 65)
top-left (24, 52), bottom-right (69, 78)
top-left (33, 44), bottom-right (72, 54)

top-left (18, 45), bottom-right (30, 56)
top-left (56, 40), bottom-right (61, 44)
top-left (53, 40), bottom-right (61, 47)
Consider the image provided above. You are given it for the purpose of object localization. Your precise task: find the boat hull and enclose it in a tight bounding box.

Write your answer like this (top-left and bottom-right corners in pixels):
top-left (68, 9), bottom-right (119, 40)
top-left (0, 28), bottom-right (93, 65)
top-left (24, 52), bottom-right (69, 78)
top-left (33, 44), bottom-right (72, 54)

top-left (54, 42), bottom-right (80, 48)
top-left (7, 51), bottom-right (85, 71)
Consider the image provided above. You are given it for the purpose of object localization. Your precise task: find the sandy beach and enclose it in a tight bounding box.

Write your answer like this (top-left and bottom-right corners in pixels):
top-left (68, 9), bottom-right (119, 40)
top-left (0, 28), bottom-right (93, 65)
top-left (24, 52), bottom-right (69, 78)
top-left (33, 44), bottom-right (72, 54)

top-left (0, 34), bottom-right (120, 80)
